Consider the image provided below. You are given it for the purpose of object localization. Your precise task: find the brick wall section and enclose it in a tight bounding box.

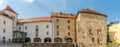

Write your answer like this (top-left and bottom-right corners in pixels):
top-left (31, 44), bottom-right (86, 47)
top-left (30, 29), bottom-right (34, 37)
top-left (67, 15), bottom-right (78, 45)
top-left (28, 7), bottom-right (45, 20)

top-left (76, 12), bottom-right (107, 47)
top-left (51, 12), bottom-right (76, 43)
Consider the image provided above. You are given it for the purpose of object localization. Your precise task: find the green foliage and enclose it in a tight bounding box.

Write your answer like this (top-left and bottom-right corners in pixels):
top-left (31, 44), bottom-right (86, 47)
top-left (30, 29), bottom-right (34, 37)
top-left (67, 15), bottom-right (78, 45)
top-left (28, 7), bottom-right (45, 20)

top-left (107, 43), bottom-right (112, 47)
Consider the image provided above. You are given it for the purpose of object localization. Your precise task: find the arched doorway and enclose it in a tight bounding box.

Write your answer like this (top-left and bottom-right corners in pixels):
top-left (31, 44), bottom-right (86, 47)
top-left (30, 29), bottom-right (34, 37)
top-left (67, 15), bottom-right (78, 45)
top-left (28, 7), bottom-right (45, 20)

top-left (54, 38), bottom-right (62, 42)
top-left (33, 37), bottom-right (41, 42)
top-left (25, 37), bottom-right (31, 43)
top-left (44, 37), bottom-right (51, 42)
top-left (65, 38), bottom-right (72, 43)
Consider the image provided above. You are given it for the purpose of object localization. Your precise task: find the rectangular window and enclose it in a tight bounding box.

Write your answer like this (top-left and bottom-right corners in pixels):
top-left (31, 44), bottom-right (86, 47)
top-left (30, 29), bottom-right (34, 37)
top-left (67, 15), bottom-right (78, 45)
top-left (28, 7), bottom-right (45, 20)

top-left (57, 31), bottom-right (59, 36)
top-left (3, 29), bottom-right (5, 33)
top-left (46, 32), bottom-right (49, 35)
top-left (56, 19), bottom-right (59, 23)
top-left (68, 32), bottom-right (70, 36)
top-left (19, 27), bottom-right (21, 30)
top-left (89, 29), bottom-right (92, 35)
top-left (67, 20), bottom-right (70, 23)
top-left (68, 26), bottom-right (70, 29)
top-left (92, 38), bottom-right (94, 43)
top-left (57, 25), bottom-right (59, 29)
top-left (25, 26), bottom-right (27, 29)
top-left (97, 29), bottom-right (101, 34)
top-left (35, 25), bottom-right (39, 31)
top-left (3, 21), bottom-right (6, 25)
top-left (46, 25), bottom-right (49, 28)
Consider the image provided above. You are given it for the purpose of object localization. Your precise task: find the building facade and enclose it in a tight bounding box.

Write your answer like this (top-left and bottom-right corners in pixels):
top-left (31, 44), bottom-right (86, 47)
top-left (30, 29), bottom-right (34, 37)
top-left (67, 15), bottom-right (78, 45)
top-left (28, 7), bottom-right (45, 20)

top-left (76, 9), bottom-right (107, 47)
top-left (18, 17), bottom-right (53, 43)
top-left (0, 6), bottom-right (18, 43)
top-left (51, 12), bottom-right (76, 43)
top-left (108, 23), bottom-right (120, 43)
top-left (2, 6), bottom-right (18, 31)
top-left (0, 10), bottom-right (12, 43)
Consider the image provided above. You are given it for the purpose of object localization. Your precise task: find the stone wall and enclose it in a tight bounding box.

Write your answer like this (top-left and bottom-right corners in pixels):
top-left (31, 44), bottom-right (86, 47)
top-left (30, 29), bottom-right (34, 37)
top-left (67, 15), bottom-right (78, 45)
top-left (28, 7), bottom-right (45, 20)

top-left (24, 43), bottom-right (75, 47)
top-left (76, 12), bottom-right (107, 47)
top-left (51, 12), bottom-right (76, 43)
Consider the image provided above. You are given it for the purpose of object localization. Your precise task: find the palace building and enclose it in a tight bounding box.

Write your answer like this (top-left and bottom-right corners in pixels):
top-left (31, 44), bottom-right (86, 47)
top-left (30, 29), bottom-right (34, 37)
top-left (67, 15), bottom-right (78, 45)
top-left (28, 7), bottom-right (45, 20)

top-left (18, 17), bottom-right (53, 43)
top-left (0, 6), bottom-right (18, 43)
top-left (0, 6), bottom-right (107, 47)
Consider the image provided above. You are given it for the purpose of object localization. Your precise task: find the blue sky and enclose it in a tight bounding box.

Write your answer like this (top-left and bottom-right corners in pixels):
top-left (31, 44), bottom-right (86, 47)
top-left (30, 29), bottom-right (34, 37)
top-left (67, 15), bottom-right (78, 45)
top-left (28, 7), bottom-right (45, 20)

top-left (0, 0), bottom-right (119, 23)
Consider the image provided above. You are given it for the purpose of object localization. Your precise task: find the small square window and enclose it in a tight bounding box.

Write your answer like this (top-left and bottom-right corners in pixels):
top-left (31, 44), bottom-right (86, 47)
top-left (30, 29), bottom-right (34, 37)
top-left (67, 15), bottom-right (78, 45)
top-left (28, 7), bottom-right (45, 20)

top-left (68, 26), bottom-right (70, 29)
top-left (56, 19), bottom-right (59, 23)
top-left (46, 32), bottom-right (49, 35)
top-left (67, 20), bottom-right (70, 23)
top-left (46, 25), bottom-right (49, 28)
top-left (68, 32), bottom-right (70, 36)
top-left (57, 25), bottom-right (59, 29)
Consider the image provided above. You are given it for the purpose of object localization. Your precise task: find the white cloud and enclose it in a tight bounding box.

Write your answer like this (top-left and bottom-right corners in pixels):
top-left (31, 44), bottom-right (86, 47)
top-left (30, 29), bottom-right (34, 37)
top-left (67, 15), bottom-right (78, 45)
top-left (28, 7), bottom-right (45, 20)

top-left (22, 0), bottom-right (34, 3)
top-left (0, 0), bottom-right (3, 6)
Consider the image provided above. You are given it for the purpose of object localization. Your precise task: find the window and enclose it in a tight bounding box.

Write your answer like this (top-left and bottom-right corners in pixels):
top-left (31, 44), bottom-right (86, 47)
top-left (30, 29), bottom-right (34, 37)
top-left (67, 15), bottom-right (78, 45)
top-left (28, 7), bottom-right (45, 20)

top-left (57, 25), bottom-right (59, 29)
top-left (89, 29), bottom-right (92, 35)
top-left (3, 29), bottom-right (5, 33)
top-left (97, 29), bottom-right (101, 34)
top-left (68, 32), bottom-right (70, 36)
top-left (46, 25), bottom-right (49, 28)
top-left (68, 26), bottom-right (70, 29)
top-left (25, 26), bottom-right (27, 29)
top-left (36, 25), bottom-right (39, 31)
top-left (57, 31), bottom-right (59, 36)
top-left (56, 19), bottom-right (59, 23)
top-left (67, 20), bottom-right (70, 23)
top-left (3, 37), bottom-right (6, 43)
top-left (97, 38), bottom-right (100, 44)
top-left (46, 32), bottom-right (49, 35)
top-left (36, 25), bottom-right (38, 29)
top-left (14, 16), bottom-right (15, 19)
top-left (92, 38), bottom-right (94, 43)
top-left (3, 21), bottom-right (6, 25)
top-left (19, 27), bottom-right (21, 30)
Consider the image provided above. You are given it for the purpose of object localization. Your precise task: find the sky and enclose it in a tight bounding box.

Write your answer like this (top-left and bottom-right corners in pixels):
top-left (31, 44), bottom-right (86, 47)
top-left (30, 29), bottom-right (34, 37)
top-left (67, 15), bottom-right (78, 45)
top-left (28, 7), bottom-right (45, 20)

top-left (0, 0), bottom-right (119, 23)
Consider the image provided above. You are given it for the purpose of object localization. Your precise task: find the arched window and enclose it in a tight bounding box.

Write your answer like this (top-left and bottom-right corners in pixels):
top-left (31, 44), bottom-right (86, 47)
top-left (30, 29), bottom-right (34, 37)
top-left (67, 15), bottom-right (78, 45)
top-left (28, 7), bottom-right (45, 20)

top-left (66, 38), bottom-right (72, 43)
top-left (54, 38), bottom-right (62, 42)
top-left (25, 37), bottom-right (31, 43)
top-left (44, 37), bottom-right (51, 42)
top-left (33, 37), bottom-right (41, 42)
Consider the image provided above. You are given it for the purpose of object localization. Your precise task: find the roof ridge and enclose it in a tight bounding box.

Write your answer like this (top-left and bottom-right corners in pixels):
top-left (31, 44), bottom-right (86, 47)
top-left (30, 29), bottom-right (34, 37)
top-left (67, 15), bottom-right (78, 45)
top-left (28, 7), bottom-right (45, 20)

top-left (2, 5), bottom-right (18, 15)
top-left (79, 9), bottom-right (107, 17)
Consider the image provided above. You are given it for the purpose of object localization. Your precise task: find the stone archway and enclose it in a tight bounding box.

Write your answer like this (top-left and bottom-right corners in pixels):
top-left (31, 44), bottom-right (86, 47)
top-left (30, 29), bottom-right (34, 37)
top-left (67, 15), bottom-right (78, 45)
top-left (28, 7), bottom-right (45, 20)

top-left (25, 37), bottom-right (31, 43)
top-left (33, 37), bottom-right (41, 42)
top-left (65, 38), bottom-right (72, 43)
top-left (54, 38), bottom-right (62, 42)
top-left (44, 37), bottom-right (52, 42)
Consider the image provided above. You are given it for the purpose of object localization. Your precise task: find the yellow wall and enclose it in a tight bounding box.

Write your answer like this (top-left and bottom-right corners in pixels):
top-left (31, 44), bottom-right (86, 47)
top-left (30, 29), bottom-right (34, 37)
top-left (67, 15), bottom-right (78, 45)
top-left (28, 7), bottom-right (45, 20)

top-left (109, 23), bottom-right (120, 43)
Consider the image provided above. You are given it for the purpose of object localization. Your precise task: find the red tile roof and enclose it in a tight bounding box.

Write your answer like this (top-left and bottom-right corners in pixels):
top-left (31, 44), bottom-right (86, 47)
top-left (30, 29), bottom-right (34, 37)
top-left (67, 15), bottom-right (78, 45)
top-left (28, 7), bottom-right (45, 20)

top-left (51, 12), bottom-right (76, 19)
top-left (18, 17), bottom-right (51, 23)
top-left (79, 9), bottom-right (107, 17)
top-left (2, 6), bottom-right (18, 15)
